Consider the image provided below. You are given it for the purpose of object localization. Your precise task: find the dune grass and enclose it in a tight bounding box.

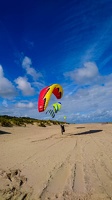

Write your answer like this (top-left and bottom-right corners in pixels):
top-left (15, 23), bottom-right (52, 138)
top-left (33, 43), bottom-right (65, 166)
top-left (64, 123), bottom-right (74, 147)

top-left (0, 115), bottom-right (68, 127)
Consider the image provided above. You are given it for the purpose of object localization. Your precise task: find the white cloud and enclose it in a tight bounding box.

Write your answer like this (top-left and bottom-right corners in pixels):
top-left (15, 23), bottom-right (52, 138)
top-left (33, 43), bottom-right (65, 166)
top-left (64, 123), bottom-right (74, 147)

top-left (0, 65), bottom-right (17, 99)
top-left (15, 76), bottom-right (35, 96)
top-left (22, 56), bottom-right (32, 67)
top-left (16, 102), bottom-right (34, 109)
top-left (63, 83), bottom-right (112, 113)
top-left (22, 56), bottom-right (43, 80)
top-left (57, 73), bottom-right (112, 123)
top-left (71, 109), bottom-right (112, 123)
top-left (64, 62), bottom-right (100, 84)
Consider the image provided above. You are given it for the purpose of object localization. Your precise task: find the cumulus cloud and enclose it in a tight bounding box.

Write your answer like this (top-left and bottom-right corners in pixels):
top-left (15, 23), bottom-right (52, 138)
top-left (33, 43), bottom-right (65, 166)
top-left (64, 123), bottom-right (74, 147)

top-left (64, 62), bottom-right (100, 85)
top-left (16, 102), bottom-right (34, 109)
top-left (63, 82), bottom-right (112, 113)
top-left (59, 74), bottom-right (112, 123)
top-left (22, 56), bottom-right (43, 80)
top-left (0, 65), bottom-right (17, 98)
top-left (15, 76), bottom-right (35, 96)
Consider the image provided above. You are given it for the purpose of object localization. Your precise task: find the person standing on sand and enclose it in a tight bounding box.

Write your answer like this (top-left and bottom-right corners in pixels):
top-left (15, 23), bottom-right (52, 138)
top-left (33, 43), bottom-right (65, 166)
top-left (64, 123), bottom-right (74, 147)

top-left (60, 124), bottom-right (65, 135)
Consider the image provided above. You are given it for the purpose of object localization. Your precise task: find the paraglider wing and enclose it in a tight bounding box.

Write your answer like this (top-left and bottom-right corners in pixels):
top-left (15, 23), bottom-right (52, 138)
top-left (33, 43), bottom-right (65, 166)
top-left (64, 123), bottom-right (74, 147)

top-left (46, 109), bottom-right (55, 118)
top-left (38, 84), bottom-right (63, 112)
top-left (52, 103), bottom-right (58, 113)
top-left (57, 102), bottom-right (62, 111)
top-left (52, 102), bottom-right (62, 113)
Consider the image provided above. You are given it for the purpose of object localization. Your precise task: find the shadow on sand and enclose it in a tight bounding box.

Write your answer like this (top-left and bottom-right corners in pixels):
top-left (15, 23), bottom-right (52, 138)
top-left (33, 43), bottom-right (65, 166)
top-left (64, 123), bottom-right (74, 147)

top-left (69, 129), bottom-right (103, 136)
top-left (0, 130), bottom-right (11, 135)
top-left (76, 127), bottom-right (85, 129)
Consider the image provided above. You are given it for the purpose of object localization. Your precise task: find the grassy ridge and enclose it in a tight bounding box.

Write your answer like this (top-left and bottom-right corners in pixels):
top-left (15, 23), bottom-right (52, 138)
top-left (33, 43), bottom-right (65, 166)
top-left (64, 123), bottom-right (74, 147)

top-left (0, 115), bottom-right (68, 127)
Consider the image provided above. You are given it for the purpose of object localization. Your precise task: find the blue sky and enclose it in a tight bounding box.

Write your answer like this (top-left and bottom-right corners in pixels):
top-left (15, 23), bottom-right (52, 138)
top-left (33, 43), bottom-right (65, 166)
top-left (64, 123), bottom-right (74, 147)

top-left (0, 0), bottom-right (112, 123)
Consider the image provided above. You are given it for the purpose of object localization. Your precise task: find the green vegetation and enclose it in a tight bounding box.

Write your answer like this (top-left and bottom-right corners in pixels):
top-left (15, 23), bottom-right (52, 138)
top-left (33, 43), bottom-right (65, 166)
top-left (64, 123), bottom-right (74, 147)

top-left (1, 119), bottom-right (13, 127)
top-left (0, 115), bottom-right (69, 127)
top-left (38, 122), bottom-right (46, 127)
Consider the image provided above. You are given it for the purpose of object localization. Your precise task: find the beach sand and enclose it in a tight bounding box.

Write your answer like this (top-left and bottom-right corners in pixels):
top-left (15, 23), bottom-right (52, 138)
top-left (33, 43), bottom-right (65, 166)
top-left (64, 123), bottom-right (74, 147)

top-left (0, 123), bottom-right (112, 200)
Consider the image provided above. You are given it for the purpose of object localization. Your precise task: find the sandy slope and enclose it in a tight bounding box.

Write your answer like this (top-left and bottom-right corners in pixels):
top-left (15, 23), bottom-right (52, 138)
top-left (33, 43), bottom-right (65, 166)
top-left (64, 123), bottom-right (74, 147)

top-left (0, 123), bottom-right (112, 200)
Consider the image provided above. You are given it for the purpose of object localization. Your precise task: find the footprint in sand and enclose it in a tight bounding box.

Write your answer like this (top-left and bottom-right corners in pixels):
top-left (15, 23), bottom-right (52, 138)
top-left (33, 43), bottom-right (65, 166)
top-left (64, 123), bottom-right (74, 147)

top-left (0, 169), bottom-right (33, 200)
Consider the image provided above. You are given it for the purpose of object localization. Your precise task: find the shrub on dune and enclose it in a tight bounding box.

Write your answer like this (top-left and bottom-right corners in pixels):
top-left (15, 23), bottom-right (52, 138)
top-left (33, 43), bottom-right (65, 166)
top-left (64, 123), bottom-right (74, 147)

top-left (0, 120), bottom-right (13, 127)
top-left (38, 122), bottom-right (46, 127)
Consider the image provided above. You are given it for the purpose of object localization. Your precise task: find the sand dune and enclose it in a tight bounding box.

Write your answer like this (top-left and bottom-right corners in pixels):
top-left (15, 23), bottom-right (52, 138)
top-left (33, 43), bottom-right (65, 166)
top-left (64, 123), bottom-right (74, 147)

top-left (0, 123), bottom-right (112, 200)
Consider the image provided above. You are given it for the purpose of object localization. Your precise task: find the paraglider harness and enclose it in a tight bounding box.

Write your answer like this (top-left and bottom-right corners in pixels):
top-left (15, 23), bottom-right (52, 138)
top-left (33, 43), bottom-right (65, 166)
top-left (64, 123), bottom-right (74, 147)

top-left (60, 124), bottom-right (65, 135)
